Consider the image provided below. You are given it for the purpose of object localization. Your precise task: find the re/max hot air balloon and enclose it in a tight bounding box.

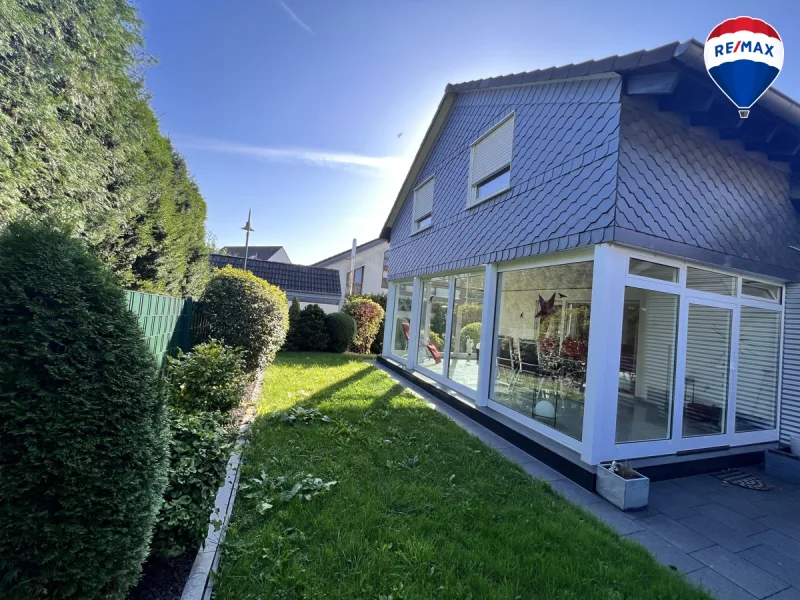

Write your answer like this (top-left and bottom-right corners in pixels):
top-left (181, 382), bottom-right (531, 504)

top-left (704, 17), bottom-right (784, 118)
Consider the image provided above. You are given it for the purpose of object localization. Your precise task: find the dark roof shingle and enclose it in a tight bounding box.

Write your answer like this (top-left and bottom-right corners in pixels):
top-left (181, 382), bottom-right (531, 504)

top-left (220, 246), bottom-right (285, 261)
top-left (209, 254), bottom-right (341, 297)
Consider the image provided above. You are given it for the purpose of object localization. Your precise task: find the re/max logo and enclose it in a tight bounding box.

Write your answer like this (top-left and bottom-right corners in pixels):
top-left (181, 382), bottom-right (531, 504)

top-left (714, 40), bottom-right (775, 57)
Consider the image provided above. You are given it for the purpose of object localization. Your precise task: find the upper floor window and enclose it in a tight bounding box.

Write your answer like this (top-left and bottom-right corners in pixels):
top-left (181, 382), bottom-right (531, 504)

top-left (381, 250), bottom-right (389, 289)
top-left (346, 265), bottom-right (364, 296)
top-left (413, 175), bottom-right (434, 233)
top-left (468, 112), bottom-right (514, 207)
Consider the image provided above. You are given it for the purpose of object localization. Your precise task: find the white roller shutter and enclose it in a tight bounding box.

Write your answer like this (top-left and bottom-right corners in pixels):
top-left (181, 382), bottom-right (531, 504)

top-left (413, 176), bottom-right (434, 221)
top-left (470, 113), bottom-right (514, 186)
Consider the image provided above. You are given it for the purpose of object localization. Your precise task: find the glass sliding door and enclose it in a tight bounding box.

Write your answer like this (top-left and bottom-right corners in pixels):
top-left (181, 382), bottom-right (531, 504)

top-left (448, 273), bottom-right (484, 391)
top-left (736, 306), bottom-right (781, 432)
top-left (417, 277), bottom-right (450, 376)
top-left (682, 303), bottom-right (733, 437)
top-left (490, 261), bottom-right (593, 441)
top-left (389, 283), bottom-right (414, 360)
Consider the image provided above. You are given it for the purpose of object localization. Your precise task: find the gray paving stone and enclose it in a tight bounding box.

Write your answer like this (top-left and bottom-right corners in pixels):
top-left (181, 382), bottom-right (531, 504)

top-left (584, 501), bottom-right (645, 536)
top-left (673, 475), bottom-right (724, 495)
top-left (549, 478), bottom-right (602, 506)
top-left (648, 493), bottom-right (699, 520)
top-left (498, 444), bottom-right (537, 464)
top-left (696, 503), bottom-right (770, 536)
top-left (678, 515), bottom-right (760, 553)
top-left (626, 530), bottom-right (704, 574)
top-left (640, 514), bottom-right (715, 553)
top-left (650, 479), bottom-right (684, 495)
top-left (686, 567), bottom-right (758, 600)
top-left (705, 493), bottom-right (771, 519)
top-left (759, 514), bottom-right (800, 543)
top-left (738, 546), bottom-right (800, 590)
top-left (691, 545), bottom-right (790, 599)
top-left (756, 498), bottom-right (800, 516)
top-left (668, 490), bottom-right (715, 508)
top-left (624, 505), bottom-right (661, 520)
top-left (763, 587), bottom-right (800, 600)
top-left (748, 530), bottom-right (800, 563)
top-left (519, 459), bottom-right (564, 482)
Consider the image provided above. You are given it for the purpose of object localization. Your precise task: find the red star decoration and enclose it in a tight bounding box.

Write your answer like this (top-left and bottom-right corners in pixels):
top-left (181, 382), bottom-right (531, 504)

top-left (535, 293), bottom-right (557, 318)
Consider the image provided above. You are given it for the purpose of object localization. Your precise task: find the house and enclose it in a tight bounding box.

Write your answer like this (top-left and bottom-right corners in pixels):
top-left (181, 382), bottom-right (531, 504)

top-left (219, 245), bottom-right (292, 263)
top-left (312, 238), bottom-right (389, 301)
top-left (209, 253), bottom-right (341, 312)
top-left (378, 39), bottom-right (800, 486)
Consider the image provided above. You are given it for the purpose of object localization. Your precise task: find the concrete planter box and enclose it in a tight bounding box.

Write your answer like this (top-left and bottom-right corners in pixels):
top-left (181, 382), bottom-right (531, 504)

top-left (596, 463), bottom-right (649, 511)
top-left (764, 448), bottom-right (800, 483)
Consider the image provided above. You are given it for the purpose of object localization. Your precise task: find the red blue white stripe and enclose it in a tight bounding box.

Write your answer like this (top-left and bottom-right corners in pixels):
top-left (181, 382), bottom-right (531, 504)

top-left (704, 17), bottom-right (783, 113)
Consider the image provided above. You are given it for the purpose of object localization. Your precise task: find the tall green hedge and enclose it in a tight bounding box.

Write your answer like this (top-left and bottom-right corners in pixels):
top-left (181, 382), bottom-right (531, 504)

top-left (0, 0), bottom-right (209, 296)
top-left (200, 266), bottom-right (290, 372)
top-left (0, 221), bottom-right (169, 599)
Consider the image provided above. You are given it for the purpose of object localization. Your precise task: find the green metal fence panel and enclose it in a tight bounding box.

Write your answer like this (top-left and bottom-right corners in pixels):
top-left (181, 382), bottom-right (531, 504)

top-left (124, 291), bottom-right (210, 368)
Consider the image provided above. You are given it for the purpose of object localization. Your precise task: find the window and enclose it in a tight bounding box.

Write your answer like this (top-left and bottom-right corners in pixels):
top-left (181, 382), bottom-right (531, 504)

top-left (629, 258), bottom-right (679, 283)
top-left (390, 283), bottom-right (414, 360)
top-left (413, 176), bottom-right (434, 232)
top-left (742, 279), bottom-right (782, 302)
top-left (417, 277), bottom-right (450, 376)
top-left (490, 261), bottom-right (593, 441)
top-left (346, 266), bottom-right (364, 295)
top-left (686, 267), bottom-right (736, 296)
top-left (448, 273), bottom-right (484, 391)
top-left (381, 250), bottom-right (389, 289)
top-left (615, 288), bottom-right (679, 443)
top-left (469, 113), bottom-right (514, 206)
top-left (736, 307), bottom-right (781, 432)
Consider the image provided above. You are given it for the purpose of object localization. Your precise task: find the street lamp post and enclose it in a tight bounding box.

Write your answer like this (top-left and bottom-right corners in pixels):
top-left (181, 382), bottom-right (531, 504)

top-left (241, 209), bottom-right (254, 271)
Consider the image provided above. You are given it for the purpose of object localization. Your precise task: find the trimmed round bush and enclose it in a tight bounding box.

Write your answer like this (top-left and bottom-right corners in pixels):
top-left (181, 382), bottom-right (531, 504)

top-left (295, 304), bottom-right (329, 351)
top-left (460, 322), bottom-right (482, 352)
top-left (325, 312), bottom-right (357, 353)
top-left (151, 409), bottom-right (231, 558)
top-left (200, 265), bottom-right (289, 372)
top-left (167, 340), bottom-right (248, 413)
top-left (0, 220), bottom-right (169, 600)
top-left (342, 297), bottom-right (385, 354)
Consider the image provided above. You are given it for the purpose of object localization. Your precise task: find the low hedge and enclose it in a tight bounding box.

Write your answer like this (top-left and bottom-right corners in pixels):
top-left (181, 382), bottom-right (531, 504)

top-left (325, 312), bottom-right (357, 353)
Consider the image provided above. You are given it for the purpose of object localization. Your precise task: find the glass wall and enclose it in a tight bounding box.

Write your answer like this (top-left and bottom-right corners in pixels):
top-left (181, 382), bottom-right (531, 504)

top-left (390, 283), bottom-right (414, 359)
top-left (448, 273), bottom-right (484, 391)
top-left (490, 261), bottom-right (593, 441)
top-left (615, 288), bottom-right (679, 443)
top-left (736, 307), bottom-right (781, 432)
top-left (417, 277), bottom-right (450, 376)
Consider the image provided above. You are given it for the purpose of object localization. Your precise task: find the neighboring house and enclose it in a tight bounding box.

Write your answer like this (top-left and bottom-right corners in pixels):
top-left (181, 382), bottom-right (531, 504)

top-left (312, 238), bottom-right (390, 301)
top-left (220, 245), bottom-right (292, 264)
top-left (209, 254), bottom-right (341, 312)
top-left (378, 39), bottom-right (800, 482)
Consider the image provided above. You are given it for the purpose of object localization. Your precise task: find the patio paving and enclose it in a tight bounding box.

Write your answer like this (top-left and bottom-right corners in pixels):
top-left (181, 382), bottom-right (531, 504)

top-left (378, 363), bottom-right (800, 600)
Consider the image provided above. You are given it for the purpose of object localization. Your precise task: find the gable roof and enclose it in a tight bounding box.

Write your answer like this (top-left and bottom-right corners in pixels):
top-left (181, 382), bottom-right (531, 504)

top-left (209, 254), bottom-right (341, 302)
top-left (220, 245), bottom-right (286, 261)
top-left (380, 39), bottom-right (800, 237)
top-left (311, 238), bottom-right (388, 267)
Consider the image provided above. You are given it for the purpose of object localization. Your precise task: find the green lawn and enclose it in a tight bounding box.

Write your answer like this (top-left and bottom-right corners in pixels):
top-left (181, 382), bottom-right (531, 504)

top-left (214, 353), bottom-right (710, 600)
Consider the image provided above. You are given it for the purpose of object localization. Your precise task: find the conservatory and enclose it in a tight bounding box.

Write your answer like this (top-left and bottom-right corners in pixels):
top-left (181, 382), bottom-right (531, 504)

top-left (382, 243), bottom-right (784, 467)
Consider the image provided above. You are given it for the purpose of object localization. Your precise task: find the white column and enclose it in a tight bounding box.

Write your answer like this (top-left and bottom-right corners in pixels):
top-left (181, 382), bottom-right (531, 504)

top-left (408, 277), bottom-right (423, 370)
top-left (382, 282), bottom-right (397, 359)
top-left (442, 278), bottom-right (456, 377)
top-left (581, 244), bottom-right (627, 465)
top-left (476, 263), bottom-right (498, 407)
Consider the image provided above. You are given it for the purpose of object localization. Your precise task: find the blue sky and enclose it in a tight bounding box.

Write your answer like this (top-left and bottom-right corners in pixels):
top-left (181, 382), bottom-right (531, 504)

top-left (138, 0), bottom-right (798, 265)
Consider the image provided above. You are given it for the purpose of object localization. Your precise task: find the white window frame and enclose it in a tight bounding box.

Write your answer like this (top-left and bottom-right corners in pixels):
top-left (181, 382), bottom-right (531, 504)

top-left (385, 279), bottom-right (415, 366)
top-left (467, 112), bottom-right (514, 208)
top-left (412, 174), bottom-right (435, 234)
top-left (587, 245), bottom-right (785, 464)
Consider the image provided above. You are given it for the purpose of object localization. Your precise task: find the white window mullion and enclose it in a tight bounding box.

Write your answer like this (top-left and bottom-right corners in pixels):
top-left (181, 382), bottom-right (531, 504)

top-left (442, 277), bottom-right (456, 379)
top-left (408, 277), bottom-right (423, 370)
top-left (726, 304), bottom-right (741, 438)
top-left (476, 263), bottom-right (498, 407)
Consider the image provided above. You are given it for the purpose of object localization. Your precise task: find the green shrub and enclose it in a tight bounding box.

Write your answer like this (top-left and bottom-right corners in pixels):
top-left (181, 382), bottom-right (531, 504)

top-left (167, 340), bottom-right (248, 413)
top-left (200, 265), bottom-right (289, 372)
top-left (283, 297), bottom-right (302, 351)
top-left (428, 330), bottom-right (445, 351)
top-left (456, 303), bottom-right (482, 328)
top-left (151, 409), bottom-right (232, 558)
top-left (0, 221), bottom-right (168, 600)
top-left (342, 297), bottom-right (385, 354)
top-left (460, 322), bottom-right (482, 352)
top-left (325, 312), bottom-right (357, 353)
top-left (295, 304), bottom-right (330, 351)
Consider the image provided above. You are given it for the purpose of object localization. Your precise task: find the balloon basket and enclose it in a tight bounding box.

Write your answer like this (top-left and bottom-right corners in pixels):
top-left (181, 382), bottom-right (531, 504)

top-left (739, 110), bottom-right (750, 119)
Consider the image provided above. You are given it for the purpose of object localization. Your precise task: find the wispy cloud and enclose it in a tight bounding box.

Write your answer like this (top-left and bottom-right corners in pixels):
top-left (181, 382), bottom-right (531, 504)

top-left (278, 1), bottom-right (314, 35)
top-left (177, 136), bottom-right (407, 175)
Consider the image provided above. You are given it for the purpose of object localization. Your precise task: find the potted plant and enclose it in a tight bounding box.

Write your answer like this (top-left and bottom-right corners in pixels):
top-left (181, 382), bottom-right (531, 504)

top-left (596, 461), bottom-right (649, 511)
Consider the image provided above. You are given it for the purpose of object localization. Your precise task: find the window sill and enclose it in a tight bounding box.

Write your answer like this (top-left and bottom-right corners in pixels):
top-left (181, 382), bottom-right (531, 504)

top-left (467, 184), bottom-right (510, 209)
top-left (411, 225), bottom-right (432, 236)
